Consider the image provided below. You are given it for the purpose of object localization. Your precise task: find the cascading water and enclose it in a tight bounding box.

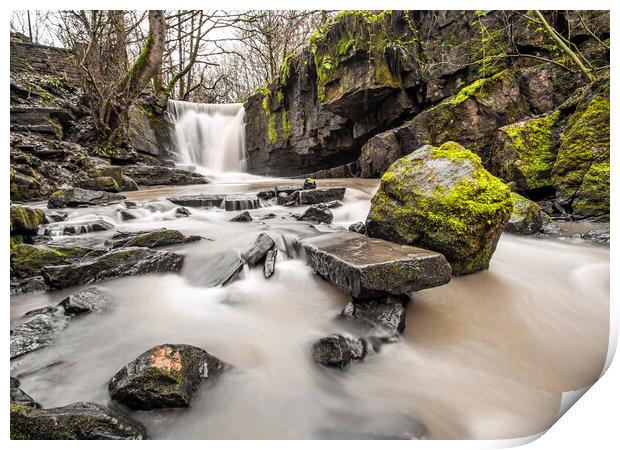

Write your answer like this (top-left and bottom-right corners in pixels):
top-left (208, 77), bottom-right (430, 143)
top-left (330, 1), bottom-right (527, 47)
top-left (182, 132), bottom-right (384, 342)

top-left (167, 100), bottom-right (246, 173)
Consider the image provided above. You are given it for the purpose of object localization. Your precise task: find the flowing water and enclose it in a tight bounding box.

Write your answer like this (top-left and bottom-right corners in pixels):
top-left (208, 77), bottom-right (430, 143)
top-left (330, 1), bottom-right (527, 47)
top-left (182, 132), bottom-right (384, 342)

top-left (9, 103), bottom-right (610, 440)
top-left (10, 179), bottom-right (610, 440)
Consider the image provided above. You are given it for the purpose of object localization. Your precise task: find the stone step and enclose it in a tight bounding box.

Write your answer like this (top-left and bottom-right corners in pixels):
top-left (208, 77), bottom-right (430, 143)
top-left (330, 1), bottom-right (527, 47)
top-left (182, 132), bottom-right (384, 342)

top-left (167, 193), bottom-right (260, 211)
top-left (301, 231), bottom-right (451, 299)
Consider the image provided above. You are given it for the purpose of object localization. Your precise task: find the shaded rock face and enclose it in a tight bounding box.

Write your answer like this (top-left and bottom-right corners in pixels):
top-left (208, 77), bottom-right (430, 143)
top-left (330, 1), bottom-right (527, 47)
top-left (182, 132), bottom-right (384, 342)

top-left (243, 233), bottom-right (276, 265)
top-left (366, 143), bottom-right (513, 275)
top-left (505, 193), bottom-right (546, 235)
top-left (108, 344), bottom-right (226, 410)
top-left (41, 247), bottom-right (184, 290)
top-left (10, 402), bottom-right (146, 440)
top-left (244, 10), bottom-right (606, 177)
top-left (342, 297), bottom-right (406, 336)
top-left (10, 244), bottom-right (97, 279)
top-left (122, 165), bottom-right (208, 186)
top-left (10, 205), bottom-right (46, 237)
top-left (312, 334), bottom-right (365, 369)
top-left (47, 187), bottom-right (126, 208)
top-left (302, 231), bottom-right (451, 299)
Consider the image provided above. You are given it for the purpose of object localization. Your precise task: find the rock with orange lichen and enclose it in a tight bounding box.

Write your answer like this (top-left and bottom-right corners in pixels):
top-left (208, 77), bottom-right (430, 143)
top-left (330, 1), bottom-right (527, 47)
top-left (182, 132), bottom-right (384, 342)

top-left (108, 344), bottom-right (227, 410)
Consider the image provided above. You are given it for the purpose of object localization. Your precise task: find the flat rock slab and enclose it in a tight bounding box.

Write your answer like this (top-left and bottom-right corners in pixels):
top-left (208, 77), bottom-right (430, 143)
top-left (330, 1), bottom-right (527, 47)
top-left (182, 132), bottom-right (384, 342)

top-left (299, 187), bottom-right (346, 205)
top-left (167, 194), bottom-right (260, 211)
top-left (301, 231), bottom-right (451, 299)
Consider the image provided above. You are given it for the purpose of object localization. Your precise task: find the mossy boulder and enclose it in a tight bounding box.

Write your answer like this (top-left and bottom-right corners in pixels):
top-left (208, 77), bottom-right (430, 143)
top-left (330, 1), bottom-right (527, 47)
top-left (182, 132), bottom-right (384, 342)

top-left (10, 402), bottom-right (146, 439)
top-left (491, 112), bottom-right (560, 192)
top-left (366, 142), bottom-right (513, 275)
top-left (10, 205), bottom-right (46, 236)
top-left (107, 229), bottom-right (201, 249)
top-left (48, 187), bottom-right (126, 208)
top-left (78, 176), bottom-right (121, 193)
top-left (552, 89), bottom-right (610, 218)
top-left (505, 193), bottom-right (547, 235)
top-left (108, 344), bottom-right (227, 409)
top-left (10, 243), bottom-right (94, 278)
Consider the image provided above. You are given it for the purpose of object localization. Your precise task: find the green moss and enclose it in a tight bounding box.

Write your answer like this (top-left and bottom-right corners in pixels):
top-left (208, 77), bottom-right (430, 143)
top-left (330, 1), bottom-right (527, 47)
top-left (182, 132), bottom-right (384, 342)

top-left (282, 110), bottom-right (292, 141)
top-left (500, 112), bottom-right (559, 190)
top-left (10, 205), bottom-right (46, 235)
top-left (552, 93), bottom-right (610, 215)
top-left (268, 114), bottom-right (277, 144)
top-left (368, 142), bottom-right (513, 274)
top-left (446, 70), bottom-right (509, 107)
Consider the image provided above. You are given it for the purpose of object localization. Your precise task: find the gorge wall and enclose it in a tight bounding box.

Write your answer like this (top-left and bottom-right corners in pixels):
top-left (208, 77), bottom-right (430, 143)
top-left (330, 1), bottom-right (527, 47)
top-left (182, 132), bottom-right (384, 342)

top-left (244, 10), bottom-right (610, 219)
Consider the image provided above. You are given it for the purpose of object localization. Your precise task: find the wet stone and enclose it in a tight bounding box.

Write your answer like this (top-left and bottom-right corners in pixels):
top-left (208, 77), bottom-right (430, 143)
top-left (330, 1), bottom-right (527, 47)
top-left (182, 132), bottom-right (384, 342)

top-left (302, 231), bottom-right (451, 299)
top-left (243, 233), bottom-right (276, 266)
top-left (298, 187), bottom-right (346, 205)
top-left (108, 344), bottom-right (227, 410)
top-left (312, 334), bottom-right (366, 368)
top-left (263, 248), bottom-right (277, 279)
top-left (47, 187), bottom-right (126, 209)
top-left (297, 203), bottom-right (333, 224)
top-left (168, 194), bottom-right (225, 208)
top-left (349, 222), bottom-right (367, 234)
top-left (106, 229), bottom-right (200, 249)
top-left (231, 211), bottom-right (253, 222)
top-left (342, 297), bottom-right (407, 336)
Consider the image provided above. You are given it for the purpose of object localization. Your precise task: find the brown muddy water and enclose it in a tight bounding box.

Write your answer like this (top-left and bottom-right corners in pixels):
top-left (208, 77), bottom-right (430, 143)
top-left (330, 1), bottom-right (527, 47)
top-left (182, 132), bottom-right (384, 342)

top-left (10, 178), bottom-right (610, 439)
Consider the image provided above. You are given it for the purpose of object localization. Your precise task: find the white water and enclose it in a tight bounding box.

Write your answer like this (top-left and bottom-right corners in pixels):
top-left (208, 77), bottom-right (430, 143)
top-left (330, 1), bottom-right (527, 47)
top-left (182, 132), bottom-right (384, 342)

top-left (167, 100), bottom-right (246, 174)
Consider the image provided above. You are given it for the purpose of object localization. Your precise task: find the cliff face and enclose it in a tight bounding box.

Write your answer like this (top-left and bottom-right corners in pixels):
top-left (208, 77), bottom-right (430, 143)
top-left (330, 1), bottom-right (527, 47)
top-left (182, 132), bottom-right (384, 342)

top-left (243, 10), bottom-right (609, 218)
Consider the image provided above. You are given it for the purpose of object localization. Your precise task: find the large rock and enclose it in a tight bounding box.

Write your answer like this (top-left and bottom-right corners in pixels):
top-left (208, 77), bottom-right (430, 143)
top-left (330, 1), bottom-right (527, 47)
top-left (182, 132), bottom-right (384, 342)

top-left (168, 194), bottom-right (224, 208)
top-left (10, 244), bottom-right (97, 278)
top-left (42, 217), bottom-right (115, 236)
top-left (108, 344), bottom-right (226, 409)
top-left (47, 187), bottom-right (126, 208)
top-left (57, 287), bottom-right (112, 315)
top-left (298, 187), bottom-right (346, 205)
top-left (302, 231), bottom-right (451, 299)
top-left (41, 247), bottom-right (184, 290)
top-left (10, 402), bottom-right (146, 439)
top-left (504, 193), bottom-right (546, 235)
top-left (366, 142), bottom-right (513, 275)
top-left (107, 229), bottom-right (200, 249)
top-left (122, 165), bottom-right (208, 186)
top-left (10, 205), bottom-right (46, 236)
top-left (78, 176), bottom-right (121, 193)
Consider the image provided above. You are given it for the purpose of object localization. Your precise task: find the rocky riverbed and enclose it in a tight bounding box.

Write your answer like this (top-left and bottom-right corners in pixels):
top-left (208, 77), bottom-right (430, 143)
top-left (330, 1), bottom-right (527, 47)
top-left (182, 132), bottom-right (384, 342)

top-left (9, 177), bottom-right (609, 439)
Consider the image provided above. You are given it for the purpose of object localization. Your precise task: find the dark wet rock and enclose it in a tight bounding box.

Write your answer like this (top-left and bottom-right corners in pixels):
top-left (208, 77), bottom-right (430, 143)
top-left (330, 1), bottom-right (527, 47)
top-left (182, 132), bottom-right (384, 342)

top-left (10, 378), bottom-right (39, 408)
top-left (108, 344), bottom-right (226, 410)
top-left (326, 200), bottom-right (343, 209)
top-left (10, 402), bottom-right (146, 440)
top-left (42, 247), bottom-right (184, 290)
top-left (175, 206), bottom-right (191, 217)
top-left (297, 203), bottom-right (333, 224)
top-left (304, 178), bottom-right (317, 190)
top-left (540, 221), bottom-right (561, 236)
top-left (302, 231), bottom-right (451, 299)
top-left (10, 244), bottom-right (97, 278)
top-left (505, 193), bottom-right (546, 235)
top-left (224, 194), bottom-right (260, 211)
top-left (122, 165), bottom-right (208, 186)
top-left (10, 312), bottom-right (69, 358)
top-left (257, 189), bottom-right (276, 200)
top-left (231, 211), bottom-right (253, 222)
top-left (583, 224), bottom-right (610, 244)
top-left (121, 175), bottom-right (139, 192)
top-left (263, 249), bottom-right (277, 279)
top-left (124, 201), bottom-right (139, 209)
top-left (260, 213), bottom-right (277, 220)
top-left (10, 276), bottom-right (48, 296)
top-left (45, 211), bottom-right (68, 223)
top-left (120, 210), bottom-right (137, 221)
top-left (243, 233), bottom-right (276, 266)
top-left (168, 194), bottom-right (224, 208)
top-left (209, 255), bottom-right (245, 287)
top-left (312, 334), bottom-right (366, 368)
top-left (43, 217), bottom-right (115, 236)
top-left (57, 287), bottom-right (112, 315)
top-left (349, 222), bottom-right (367, 234)
top-left (275, 185), bottom-right (303, 197)
top-left (47, 187), bottom-right (126, 208)
top-left (277, 192), bottom-right (291, 205)
top-left (78, 176), bottom-right (121, 193)
top-left (366, 143), bottom-right (513, 275)
top-left (342, 297), bottom-right (406, 336)
top-left (10, 205), bottom-right (46, 236)
top-left (299, 187), bottom-right (346, 205)
top-left (107, 229), bottom-right (200, 249)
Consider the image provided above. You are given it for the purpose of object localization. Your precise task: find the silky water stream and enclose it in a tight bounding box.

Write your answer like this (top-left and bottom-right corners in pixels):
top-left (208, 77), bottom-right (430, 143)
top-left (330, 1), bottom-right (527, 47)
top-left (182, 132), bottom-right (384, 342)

top-left (9, 178), bottom-right (610, 440)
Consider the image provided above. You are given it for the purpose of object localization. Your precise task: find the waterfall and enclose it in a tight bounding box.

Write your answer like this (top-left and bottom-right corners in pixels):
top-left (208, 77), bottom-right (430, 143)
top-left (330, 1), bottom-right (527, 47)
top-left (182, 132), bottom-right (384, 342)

top-left (167, 100), bottom-right (246, 173)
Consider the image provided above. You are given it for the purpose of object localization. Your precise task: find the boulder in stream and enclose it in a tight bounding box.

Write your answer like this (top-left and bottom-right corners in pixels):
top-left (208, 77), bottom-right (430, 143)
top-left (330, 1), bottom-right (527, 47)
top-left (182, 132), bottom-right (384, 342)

top-left (10, 205), bottom-right (46, 237)
top-left (366, 142), bottom-right (513, 275)
top-left (108, 344), bottom-right (226, 409)
top-left (168, 194), bottom-right (224, 208)
top-left (47, 187), bottom-right (126, 208)
top-left (107, 229), bottom-right (200, 249)
top-left (41, 247), bottom-right (184, 290)
top-left (10, 402), bottom-right (146, 439)
top-left (231, 211), bottom-right (253, 222)
top-left (298, 187), bottom-right (346, 205)
top-left (342, 297), bottom-right (406, 336)
top-left (504, 192), bottom-right (546, 235)
top-left (243, 233), bottom-right (276, 265)
top-left (302, 231), bottom-right (451, 299)
top-left (348, 222), bottom-right (366, 234)
top-left (297, 203), bottom-right (333, 224)
top-left (263, 249), bottom-right (277, 279)
top-left (312, 334), bottom-right (366, 369)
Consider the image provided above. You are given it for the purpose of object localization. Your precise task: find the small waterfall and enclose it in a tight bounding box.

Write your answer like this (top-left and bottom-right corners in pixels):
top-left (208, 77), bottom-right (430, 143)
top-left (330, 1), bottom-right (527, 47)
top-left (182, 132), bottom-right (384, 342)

top-left (167, 100), bottom-right (246, 173)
